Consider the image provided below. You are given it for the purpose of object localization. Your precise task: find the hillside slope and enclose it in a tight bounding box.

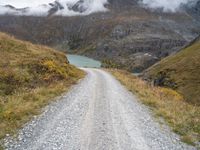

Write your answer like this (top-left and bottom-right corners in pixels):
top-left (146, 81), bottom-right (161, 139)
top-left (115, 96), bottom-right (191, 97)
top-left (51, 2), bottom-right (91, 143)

top-left (0, 32), bottom-right (84, 142)
top-left (143, 36), bottom-right (200, 105)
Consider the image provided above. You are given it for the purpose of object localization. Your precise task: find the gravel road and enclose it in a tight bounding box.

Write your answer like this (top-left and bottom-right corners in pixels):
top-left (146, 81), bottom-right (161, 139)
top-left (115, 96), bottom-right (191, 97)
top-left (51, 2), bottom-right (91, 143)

top-left (4, 68), bottom-right (196, 150)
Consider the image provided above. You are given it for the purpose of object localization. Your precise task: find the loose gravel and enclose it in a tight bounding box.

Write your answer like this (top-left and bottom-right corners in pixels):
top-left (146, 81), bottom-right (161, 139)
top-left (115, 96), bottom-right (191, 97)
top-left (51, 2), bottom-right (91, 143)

top-left (3, 68), bottom-right (196, 150)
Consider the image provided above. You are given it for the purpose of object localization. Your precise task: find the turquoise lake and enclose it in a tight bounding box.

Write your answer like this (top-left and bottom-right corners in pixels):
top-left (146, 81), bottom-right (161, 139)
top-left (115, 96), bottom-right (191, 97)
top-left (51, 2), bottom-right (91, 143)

top-left (67, 54), bottom-right (101, 68)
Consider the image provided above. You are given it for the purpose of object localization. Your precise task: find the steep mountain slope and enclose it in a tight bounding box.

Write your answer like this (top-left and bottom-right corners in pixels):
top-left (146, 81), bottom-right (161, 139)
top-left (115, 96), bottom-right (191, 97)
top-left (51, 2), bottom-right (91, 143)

top-left (0, 0), bottom-right (200, 72)
top-left (185, 0), bottom-right (200, 20)
top-left (143, 36), bottom-right (200, 105)
top-left (0, 32), bottom-right (84, 141)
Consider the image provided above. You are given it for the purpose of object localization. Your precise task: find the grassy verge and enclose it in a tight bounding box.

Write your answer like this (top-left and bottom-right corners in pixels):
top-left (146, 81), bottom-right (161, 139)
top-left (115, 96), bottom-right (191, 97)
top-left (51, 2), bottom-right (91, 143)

top-left (0, 32), bottom-right (85, 147)
top-left (109, 69), bottom-right (200, 146)
top-left (0, 79), bottom-right (83, 140)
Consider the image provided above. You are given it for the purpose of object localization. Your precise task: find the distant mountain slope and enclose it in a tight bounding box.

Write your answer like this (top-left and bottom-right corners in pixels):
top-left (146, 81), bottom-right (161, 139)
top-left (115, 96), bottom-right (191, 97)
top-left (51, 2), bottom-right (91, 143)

top-left (0, 32), bottom-right (84, 140)
top-left (0, 0), bottom-right (200, 72)
top-left (143, 36), bottom-right (200, 105)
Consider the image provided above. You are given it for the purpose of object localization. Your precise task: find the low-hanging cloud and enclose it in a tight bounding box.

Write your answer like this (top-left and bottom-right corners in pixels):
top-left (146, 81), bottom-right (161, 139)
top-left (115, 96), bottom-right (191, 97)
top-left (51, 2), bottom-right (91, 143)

top-left (140, 0), bottom-right (198, 12)
top-left (0, 0), bottom-right (108, 16)
top-left (0, 0), bottom-right (54, 8)
top-left (0, 0), bottom-right (199, 16)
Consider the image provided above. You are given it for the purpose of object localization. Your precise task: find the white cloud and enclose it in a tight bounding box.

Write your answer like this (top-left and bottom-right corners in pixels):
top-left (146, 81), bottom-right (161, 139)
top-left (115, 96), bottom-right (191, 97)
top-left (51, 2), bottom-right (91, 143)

top-left (0, 0), bottom-right (108, 16)
top-left (55, 0), bottom-right (108, 16)
top-left (0, 0), bottom-right (54, 8)
top-left (0, 6), bottom-right (18, 15)
top-left (25, 5), bottom-right (52, 16)
top-left (86, 0), bottom-right (108, 13)
top-left (0, 0), bottom-right (199, 15)
top-left (140, 0), bottom-right (198, 12)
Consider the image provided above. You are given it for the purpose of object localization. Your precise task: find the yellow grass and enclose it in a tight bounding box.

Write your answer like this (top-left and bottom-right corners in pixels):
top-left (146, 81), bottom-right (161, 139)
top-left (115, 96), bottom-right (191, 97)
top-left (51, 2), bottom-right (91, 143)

top-left (0, 32), bottom-right (85, 147)
top-left (144, 38), bottom-right (200, 105)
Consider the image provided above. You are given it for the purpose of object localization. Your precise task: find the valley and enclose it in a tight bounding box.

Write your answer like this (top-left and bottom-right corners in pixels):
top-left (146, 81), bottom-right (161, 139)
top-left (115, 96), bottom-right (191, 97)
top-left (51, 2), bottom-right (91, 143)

top-left (0, 0), bottom-right (200, 72)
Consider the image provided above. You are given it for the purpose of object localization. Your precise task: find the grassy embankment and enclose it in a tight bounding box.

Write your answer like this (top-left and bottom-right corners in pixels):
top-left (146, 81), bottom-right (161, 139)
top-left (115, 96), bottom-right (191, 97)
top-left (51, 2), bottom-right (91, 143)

top-left (0, 32), bottom-right (85, 146)
top-left (109, 69), bottom-right (200, 146)
top-left (144, 37), bottom-right (200, 106)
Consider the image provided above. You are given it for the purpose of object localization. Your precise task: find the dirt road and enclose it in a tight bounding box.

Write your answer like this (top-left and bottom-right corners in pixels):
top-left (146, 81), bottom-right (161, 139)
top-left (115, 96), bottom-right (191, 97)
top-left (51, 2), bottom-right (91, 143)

top-left (4, 69), bottom-right (195, 150)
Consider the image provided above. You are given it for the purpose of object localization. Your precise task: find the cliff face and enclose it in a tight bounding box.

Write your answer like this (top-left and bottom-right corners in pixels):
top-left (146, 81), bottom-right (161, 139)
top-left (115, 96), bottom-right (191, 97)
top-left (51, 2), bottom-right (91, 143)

top-left (0, 0), bottom-right (200, 72)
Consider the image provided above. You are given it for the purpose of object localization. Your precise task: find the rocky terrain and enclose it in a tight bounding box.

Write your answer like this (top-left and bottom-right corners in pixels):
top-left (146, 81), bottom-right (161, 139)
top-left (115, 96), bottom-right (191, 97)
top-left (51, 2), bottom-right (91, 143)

top-left (0, 0), bottom-right (200, 72)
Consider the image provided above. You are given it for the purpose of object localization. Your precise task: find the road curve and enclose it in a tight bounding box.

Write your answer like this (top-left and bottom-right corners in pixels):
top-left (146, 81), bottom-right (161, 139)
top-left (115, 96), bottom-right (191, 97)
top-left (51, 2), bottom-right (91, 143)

top-left (4, 68), bottom-right (195, 150)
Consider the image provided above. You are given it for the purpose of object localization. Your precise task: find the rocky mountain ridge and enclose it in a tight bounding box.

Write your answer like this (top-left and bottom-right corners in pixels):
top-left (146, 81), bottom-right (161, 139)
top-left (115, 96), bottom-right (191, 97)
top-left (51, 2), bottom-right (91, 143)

top-left (0, 0), bottom-right (200, 72)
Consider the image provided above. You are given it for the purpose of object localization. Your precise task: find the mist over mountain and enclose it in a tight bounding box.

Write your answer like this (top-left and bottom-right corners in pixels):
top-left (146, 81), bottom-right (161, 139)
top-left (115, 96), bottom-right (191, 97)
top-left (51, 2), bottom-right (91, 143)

top-left (0, 0), bottom-right (108, 16)
top-left (0, 0), bottom-right (199, 16)
top-left (140, 0), bottom-right (198, 12)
